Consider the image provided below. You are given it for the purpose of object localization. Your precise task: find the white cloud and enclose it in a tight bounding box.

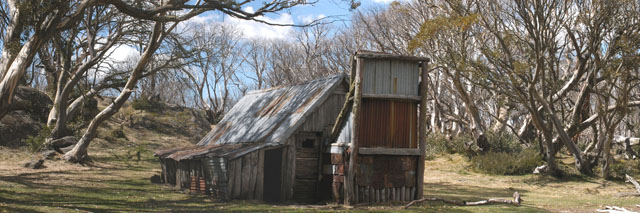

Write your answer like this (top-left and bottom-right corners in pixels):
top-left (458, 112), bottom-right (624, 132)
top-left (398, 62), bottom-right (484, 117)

top-left (372, 0), bottom-right (395, 3)
top-left (223, 7), bottom-right (294, 40)
top-left (371, 0), bottom-right (409, 4)
top-left (185, 13), bottom-right (220, 25)
top-left (299, 14), bottom-right (326, 24)
top-left (108, 45), bottom-right (139, 62)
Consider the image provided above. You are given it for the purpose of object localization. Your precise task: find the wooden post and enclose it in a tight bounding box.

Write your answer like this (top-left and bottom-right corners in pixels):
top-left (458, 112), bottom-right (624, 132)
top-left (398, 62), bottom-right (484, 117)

top-left (416, 60), bottom-right (429, 200)
top-left (345, 56), bottom-right (363, 205)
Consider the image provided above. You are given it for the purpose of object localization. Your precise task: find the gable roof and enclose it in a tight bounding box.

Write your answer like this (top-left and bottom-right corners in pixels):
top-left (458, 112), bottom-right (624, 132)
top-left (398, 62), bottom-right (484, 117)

top-left (196, 74), bottom-right (348, 147)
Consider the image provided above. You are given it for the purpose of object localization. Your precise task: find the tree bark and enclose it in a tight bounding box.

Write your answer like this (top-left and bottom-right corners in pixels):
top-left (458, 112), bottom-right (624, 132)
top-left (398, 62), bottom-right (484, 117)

top-left (64, 21), bottom-right (166, 162)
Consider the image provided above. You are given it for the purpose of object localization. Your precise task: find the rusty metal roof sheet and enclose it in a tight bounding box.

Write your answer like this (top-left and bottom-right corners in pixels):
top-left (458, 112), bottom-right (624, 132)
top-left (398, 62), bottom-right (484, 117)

top-left (154, 143), bottom-right (268, 161)
top-left (196, 74), bottom-right (348, 146)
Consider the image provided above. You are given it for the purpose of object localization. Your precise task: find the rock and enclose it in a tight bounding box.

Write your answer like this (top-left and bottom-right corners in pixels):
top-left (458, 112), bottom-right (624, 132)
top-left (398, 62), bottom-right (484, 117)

top-left (0, 111), bottom-right (43, 147)
top-left (49, 136), bottom-right (76, 149)
top-left (8, 86), bottom-right (53, 122)
top-left (22, 158), bottom-right (45, 169)
top-left (0, 86), bottom-right (52, 147)
top-left (533, 165), bottom-right (548, 174)
top-left (150, 174), bottom-right (162, 184)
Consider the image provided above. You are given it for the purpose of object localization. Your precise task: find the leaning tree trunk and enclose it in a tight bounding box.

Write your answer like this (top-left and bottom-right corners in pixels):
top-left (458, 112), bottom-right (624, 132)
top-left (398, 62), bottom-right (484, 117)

top-left (0, 0), bottom-right (64, 120)
top-left (448, 68), bottom-right (489, 153)
top-left (0, 34), bottom-right (48, 120)
top-left (64, 22), bottom-right (166, 162)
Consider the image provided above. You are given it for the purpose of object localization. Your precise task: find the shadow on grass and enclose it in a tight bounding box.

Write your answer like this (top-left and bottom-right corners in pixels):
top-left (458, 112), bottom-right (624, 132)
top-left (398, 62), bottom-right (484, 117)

top-left (419, 182), bottom-right (546, 212)
top-left (0, 168), bottom-right (230, 212)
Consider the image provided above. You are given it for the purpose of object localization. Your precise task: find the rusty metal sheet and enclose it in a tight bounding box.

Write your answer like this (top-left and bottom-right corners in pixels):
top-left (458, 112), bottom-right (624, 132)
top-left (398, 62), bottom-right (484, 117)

top-left (358, 99), bottom-right (418, 148)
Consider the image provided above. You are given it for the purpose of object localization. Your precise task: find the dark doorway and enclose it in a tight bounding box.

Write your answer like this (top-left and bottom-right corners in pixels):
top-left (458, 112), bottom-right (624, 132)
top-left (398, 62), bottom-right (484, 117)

top-left (263, 148), bottom-right (283, 202)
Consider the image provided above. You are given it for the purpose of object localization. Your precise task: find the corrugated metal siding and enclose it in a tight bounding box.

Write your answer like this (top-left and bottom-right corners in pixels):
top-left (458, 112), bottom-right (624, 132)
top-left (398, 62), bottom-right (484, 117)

top-left (202, 157), bottom-right (228, 198)
top-left (336, 113), bottom-right (353, 144)
top-left (361, 59), bottom-right (419, 96)
top-left (358, 99), bottom-right (417, 148)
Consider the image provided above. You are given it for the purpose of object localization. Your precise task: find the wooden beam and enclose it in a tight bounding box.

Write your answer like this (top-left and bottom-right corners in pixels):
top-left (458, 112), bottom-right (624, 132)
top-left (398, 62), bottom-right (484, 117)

top-left (361, 93), bottom-right (421, 101)
top-left (345, 57), bottom-right (363, 206)
top-left (416, 60), bottom-right (429, 200)
top-left (359, 147), bottom-right (421, 155)
top-left (329, 81), bottom-right (355, 143)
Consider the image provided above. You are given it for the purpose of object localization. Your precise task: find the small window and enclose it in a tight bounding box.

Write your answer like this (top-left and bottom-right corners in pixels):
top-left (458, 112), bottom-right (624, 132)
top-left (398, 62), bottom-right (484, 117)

top-left (301, 139), bottom-right (315, 148)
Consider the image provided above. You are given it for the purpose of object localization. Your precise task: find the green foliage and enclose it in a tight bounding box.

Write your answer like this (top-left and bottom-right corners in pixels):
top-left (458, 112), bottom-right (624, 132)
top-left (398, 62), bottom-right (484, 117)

top-left (131, 98), bottom-right (164, 112)
top-left (110, 126), bottom-right (126, 139)
top-left (408, 13), bottom-right (479, 52)
top-left (470, 149), bottom-right (543, 175)
top-left (24, 125), bottom-right (52, 152)
top-left (486, 131), bottom-right (523, 153)
top-left (425, 133), bottom-right (472, 159)
top-left (608, 159), bottom-right (640, 180)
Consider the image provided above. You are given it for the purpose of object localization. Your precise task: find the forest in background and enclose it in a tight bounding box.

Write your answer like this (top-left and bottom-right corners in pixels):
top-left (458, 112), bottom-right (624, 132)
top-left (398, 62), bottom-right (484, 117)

top-left (0, 0), bottom-right (639, 180)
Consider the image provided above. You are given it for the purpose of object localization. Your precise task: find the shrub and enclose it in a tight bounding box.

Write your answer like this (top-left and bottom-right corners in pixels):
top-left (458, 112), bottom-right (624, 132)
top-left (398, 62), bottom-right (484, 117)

top-left (131, 98), bottom-right (164, 112)
top-left (425, 133), bottom-right (471, 156)
top-left (24, 125), bottom-right (52, 152)
top-left (470, 148), bottom-right (543, 175)
top-left (110, 126), bottom-right (126, 139)
top-left (486, 131), bottom-right (523, 153)
top-left (608, 159), bottom-right (640, 180)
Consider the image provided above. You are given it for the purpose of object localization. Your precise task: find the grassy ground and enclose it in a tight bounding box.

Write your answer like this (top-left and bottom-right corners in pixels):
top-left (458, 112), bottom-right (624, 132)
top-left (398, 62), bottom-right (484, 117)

top-left (3, 148), bottom-right (640, 212)
top-left (2, 108), bottom-right (640, 212)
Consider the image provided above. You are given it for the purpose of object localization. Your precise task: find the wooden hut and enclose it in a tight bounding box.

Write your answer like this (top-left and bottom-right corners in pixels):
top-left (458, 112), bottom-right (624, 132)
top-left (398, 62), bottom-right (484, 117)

top-left (329, 51), bottom-right (429, 204)
top-left (155, 51), bottom-right (429, 205)
top-left (155, 74), bottom-right (349, 203)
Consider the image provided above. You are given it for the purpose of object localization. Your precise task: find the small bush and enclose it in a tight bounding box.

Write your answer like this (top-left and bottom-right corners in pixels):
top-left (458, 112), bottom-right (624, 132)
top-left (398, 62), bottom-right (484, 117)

top-left (131, 98), bottom-right (164, 112)
top-left (486, 131), bottom-right (523, 153)
top-left (24, 125), bottom-right (52, 152)
top-left (608, 159), bottom-right (640, 180)
top-left (425, 133), bottom-right (471, 156)
top-left (110, 126), bottom-right (126, 139)
top-left (470, 149), bottom-right (543, 175)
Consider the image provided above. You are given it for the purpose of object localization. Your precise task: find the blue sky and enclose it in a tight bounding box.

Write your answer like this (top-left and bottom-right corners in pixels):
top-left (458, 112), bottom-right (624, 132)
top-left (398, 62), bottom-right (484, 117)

top-left (110, 0), bottom-right (399, 61)
top-left (188, 0), bottom-right (399, 39)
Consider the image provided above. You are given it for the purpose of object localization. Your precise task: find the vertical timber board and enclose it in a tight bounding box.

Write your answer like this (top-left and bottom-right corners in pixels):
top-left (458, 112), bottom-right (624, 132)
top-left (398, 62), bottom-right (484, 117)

top-left (345, 57), bottom-right (363, 205)
top-left (251, 153), bottom-right (258, 198)
top-left (417, 60), bottom-right (428, 199)
top-left (241, 154), bottom-right (252, 198)
top-left (233, 158), bottom-right (242, 198)
top-left (280, 145), bottom-right (289, 201)
top-left (248, 152), bottom-right (258, 199)
top-left (288, 142), bottom-right (297, 201)
top-left (227, 159), bottom-right (235, 199)
top-left (255, 150), bottom-right (265, 200)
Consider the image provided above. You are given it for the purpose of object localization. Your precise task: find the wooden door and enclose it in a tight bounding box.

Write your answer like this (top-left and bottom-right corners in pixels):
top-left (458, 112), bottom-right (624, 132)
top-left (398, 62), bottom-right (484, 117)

top-left (293, 132), bottom-right (321, 202)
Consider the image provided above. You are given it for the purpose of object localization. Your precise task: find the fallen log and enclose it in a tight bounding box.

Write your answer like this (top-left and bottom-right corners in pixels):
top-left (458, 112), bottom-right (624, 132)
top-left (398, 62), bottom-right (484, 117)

top-left (597, 206), bottom-right (637, 213)
top-left (404, 192), bottom-right (521, 209)
top-left (625, 174), bottom-right (640, 194)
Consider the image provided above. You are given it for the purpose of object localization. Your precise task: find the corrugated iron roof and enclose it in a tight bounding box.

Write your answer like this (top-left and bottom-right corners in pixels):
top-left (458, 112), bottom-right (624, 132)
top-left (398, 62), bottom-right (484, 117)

top-left (356, 50), bottom-right (429, 62)
top-left (196, 74), bottom-right (348, 147)
top-left (154, 143), bottom-right (268, 161)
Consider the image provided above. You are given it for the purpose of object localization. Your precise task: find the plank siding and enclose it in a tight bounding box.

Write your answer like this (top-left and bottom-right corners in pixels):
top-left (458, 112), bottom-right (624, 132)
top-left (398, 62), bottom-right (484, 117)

top-left (254, 150), bottom-right (265, 200)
